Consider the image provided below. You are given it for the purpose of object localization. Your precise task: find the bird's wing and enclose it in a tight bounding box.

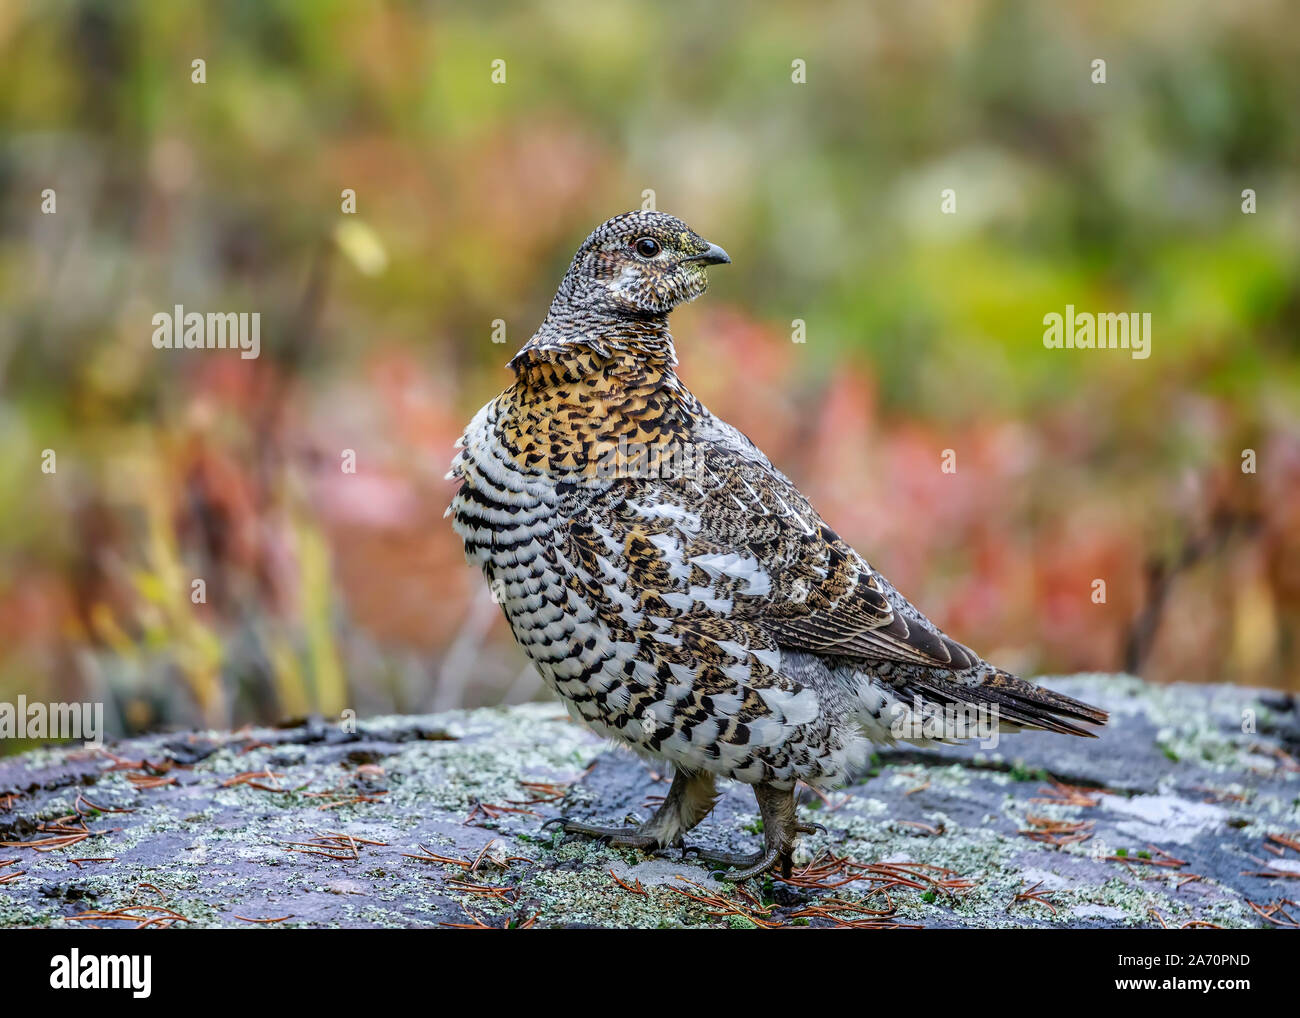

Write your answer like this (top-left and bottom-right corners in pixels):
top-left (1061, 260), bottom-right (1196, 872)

top-left (620, 417), bottom-right (1106, 735)
top-left (653, 421), bottom-right (976, 671)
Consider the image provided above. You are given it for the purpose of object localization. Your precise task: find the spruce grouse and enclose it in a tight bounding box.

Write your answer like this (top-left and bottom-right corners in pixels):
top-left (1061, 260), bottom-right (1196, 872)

top-left (449, 210), bottom-right (1107, 880)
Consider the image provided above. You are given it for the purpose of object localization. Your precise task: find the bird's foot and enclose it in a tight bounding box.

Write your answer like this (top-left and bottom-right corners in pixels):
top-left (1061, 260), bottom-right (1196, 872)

top-left (541, 816), bottom-right (664, 852)
top-left (696, 784), bottom-right (823, 882)
top-left (702, 843), bottom-right (792, 882)
top-left (726, 846), bottom-right (788, 883)
top-left (540, 769), bottom-right (720, 857)
top-left (681, 845), bottom-right (765, 869)
top-left (686, 838), bottom-right (791, 882)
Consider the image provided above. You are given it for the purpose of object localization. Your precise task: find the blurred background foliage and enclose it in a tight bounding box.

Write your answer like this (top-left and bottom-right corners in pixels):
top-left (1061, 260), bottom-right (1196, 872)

top-left (0, 0), bottom-right (1297, 752)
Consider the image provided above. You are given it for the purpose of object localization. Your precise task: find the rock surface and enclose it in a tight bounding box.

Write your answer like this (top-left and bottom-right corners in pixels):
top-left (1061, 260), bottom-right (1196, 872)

top-left (1, 675), bottom-right (1297, 929)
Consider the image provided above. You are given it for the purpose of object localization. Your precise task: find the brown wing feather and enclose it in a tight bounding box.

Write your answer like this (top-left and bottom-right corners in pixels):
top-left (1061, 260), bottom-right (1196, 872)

top-left (762, 562), bottom-right (979, 672)
top-left (689, 456), bottom-right (987, 672)
top-left (901, 671), bottom-right (1109, 736)
top-left (680, 436), bottom-right (1107, 736)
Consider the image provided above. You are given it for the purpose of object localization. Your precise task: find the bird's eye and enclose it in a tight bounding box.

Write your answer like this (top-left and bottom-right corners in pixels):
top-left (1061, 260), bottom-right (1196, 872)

top-left (634, 237), bottom-right (661, 258)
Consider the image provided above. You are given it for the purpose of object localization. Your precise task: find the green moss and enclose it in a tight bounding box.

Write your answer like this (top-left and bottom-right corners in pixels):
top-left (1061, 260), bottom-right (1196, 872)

top-left (1009, 763), bottom-right (1050, 782)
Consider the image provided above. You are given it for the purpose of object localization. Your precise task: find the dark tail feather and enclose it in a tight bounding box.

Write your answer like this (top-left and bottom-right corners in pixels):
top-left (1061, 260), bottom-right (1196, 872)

top-left (905, 671), bottom-right (1109, 738)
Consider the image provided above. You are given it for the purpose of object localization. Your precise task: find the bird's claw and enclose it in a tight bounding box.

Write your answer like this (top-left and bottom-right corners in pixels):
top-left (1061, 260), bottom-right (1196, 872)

top-left (714, 846), bottom-right (788, 883)
top-left (540, 816), bottom-right (660, 851)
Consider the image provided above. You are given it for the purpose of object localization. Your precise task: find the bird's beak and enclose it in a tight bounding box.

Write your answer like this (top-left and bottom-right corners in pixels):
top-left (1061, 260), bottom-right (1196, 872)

top-left (691, 242), bottom-right (731, 266)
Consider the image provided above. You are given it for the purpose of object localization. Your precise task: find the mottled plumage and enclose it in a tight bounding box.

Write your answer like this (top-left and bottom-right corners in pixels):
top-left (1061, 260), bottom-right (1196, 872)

top-left (449, 211), bottom-right (1107, 878)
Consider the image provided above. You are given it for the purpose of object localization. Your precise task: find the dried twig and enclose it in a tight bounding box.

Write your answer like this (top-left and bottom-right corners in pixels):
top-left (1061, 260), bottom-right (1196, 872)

top-left (1246, 898), bottom-right (1299, 928)
top-left (1009, 879), bottom-right (1058, 915)
top-left (465, 801), bottom-right (541, 825)
top-left (1030, 781), bottom-right (1102, 808)
top-left (1266, 833), bottom-right (1300, 854)
top-left (75, 792), bottom-right (134, 817)
top-left (303, 789), bottom-right (389, 811)
top-left (1105, 845), bottom-right (1186, 869)
top-left (609, 869), bottom-right (647, 895)
top-left (402, 845), bottom-right (471, 869)
top-left (438, 903), bottom-right (539, 929)
top-left (0, 832), bottom-right (95, 853)
top-left (446, 878), bottom-right (517, 903)
top-left (126, 773), bottom-right (177, 790)
top-left (1240, 866), bottom-right (1300, 879)
top-left (1018, 815), bottom-right (1094, 848)
top-left (1192, 786), bottom-right (1247, 805)
top-left (507, 780), bottom-right (570, 806)
top-left (65, 904), bottom-right (191, 930)
top-left (282, 831), bottom-right (386, 862)
top-left (221, 770), bottom-right (288, 793)
top-left (670, 876), bottom-right (782, 929)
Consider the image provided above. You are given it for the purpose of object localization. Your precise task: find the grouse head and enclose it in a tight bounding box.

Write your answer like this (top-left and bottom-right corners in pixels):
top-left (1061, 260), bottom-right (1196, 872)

top-left (553, 210), bottom-right (730, 318)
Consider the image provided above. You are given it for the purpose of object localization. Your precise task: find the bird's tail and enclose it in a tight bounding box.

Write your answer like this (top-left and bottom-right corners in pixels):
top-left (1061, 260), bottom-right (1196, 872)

top-left (901, 669), bottom-right (1108, 738)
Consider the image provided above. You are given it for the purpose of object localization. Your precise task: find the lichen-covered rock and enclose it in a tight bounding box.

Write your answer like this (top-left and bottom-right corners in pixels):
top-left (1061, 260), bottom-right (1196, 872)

top-left (1, 675), bottom-right (1297, 929)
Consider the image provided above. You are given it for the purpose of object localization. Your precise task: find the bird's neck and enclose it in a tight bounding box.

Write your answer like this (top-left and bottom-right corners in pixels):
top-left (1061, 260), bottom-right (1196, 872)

top-left (495, 307), bottom-right (700, 480)
top-left (508, 302), bottom-right (676, 379)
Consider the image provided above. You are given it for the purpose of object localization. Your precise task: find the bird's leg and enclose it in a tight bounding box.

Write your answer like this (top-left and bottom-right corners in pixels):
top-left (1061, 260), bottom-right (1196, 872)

top-left (697, 782), bottom-right (806, 882)
top-left (544, 768), bottom-right (718, 853)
